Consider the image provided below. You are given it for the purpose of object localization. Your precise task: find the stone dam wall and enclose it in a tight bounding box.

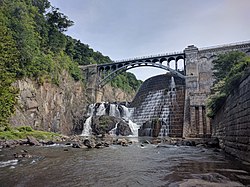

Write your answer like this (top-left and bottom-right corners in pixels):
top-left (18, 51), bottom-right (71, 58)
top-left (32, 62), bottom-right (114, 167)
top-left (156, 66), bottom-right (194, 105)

top-left (212, 72), bottom-right (250, 163)
top-left (130, 73), bottom-right (185, 137)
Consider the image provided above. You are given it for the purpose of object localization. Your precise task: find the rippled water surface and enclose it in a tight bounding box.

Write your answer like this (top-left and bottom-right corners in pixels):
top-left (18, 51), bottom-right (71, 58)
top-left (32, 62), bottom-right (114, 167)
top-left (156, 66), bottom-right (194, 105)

top-left (0, 138), bottom-right (250, 187)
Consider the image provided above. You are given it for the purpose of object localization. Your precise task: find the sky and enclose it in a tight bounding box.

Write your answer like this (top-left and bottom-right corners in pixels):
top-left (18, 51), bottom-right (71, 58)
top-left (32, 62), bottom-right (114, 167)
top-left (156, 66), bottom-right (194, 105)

top-left (49, 0), bottom-right (250, 81)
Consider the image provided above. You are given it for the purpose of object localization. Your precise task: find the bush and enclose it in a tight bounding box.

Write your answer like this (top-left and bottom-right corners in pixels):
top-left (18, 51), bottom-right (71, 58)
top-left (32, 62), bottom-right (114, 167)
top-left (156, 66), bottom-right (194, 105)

top-left (0, 126), bottom-right (61, 140)
top-left (207, 52), bottom-right (250, 118)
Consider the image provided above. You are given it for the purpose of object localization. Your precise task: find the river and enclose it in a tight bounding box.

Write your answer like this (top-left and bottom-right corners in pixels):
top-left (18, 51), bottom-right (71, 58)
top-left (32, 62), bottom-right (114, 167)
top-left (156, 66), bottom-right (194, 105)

top-left (0, 138), bottom-right (249, 187)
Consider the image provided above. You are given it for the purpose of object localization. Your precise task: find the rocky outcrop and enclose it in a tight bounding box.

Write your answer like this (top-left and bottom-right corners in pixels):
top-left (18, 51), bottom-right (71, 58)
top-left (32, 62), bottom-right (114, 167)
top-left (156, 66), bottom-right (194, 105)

top-left (10, 71), bottom-right (87, 135)
top-left (91, 115), bottom-right (132, 136)
top-left (9, 70), bottom-right (136, 136)
top-left (102, 84), bottom-right (135, 102)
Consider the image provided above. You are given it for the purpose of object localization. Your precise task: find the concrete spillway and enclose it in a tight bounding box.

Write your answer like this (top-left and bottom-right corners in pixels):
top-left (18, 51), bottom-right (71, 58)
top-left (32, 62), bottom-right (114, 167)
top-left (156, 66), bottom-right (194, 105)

top-left (130, 73), bottom-right (185, 137)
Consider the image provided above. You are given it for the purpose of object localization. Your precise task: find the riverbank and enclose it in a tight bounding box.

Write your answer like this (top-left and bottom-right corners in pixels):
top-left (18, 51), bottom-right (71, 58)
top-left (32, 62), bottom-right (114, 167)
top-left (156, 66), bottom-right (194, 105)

top-left (1, 138), bottom-right (250, 187)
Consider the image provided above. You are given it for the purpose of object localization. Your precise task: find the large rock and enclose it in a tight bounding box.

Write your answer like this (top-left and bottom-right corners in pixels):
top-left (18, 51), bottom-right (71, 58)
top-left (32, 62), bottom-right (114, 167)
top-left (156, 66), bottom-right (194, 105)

top-left (91, 115), bottom-right (118, 135)
top-left (27, 136), bottom-right (40, 146)
top-left (116, 121), bottom-right (132, 136)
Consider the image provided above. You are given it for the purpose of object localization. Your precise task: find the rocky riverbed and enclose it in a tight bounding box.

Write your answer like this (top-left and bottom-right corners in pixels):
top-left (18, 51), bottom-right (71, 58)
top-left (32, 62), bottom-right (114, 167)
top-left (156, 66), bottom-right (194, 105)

top-left (0, 136), bottom-right (250, 187)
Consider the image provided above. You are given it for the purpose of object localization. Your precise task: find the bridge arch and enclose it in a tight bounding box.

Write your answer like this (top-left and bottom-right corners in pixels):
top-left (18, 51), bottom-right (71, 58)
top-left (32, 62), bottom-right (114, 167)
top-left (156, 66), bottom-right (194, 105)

top-left (97, 61), bottom-right (185, 88)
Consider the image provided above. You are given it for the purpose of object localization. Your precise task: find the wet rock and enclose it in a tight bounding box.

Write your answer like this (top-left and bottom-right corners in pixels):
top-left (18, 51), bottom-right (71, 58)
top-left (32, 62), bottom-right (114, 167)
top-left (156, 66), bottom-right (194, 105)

top-left (14, 150), bottom-right (32, 158)
top-left (27, 136), bottom-right (40, 146)
top-left (20, 149), bottom-right (28, 153)
top-left (65, 142), bottom-right (71, 146)
top-left (103, 142), bottom-right (109, 147)
top-left (143, 140), bottom-right (151, 144)
top-left (117, 138), bottom-right (128, 146)
top-left (45, 140), bottom-right (54, 145)
top-left (83, 139), bottom-right (96, 148)
top-left (207, 137), bottom-right (220, 148)
top-left (101, 134), bottom-right (114, 145)
top-left (116, 121), bottom-right (132, 136)
top-left (64, 148), bottom-right (69, 151)
top-left (151, 139), bottom-right (161, 144)
top-left (72, 143), bottom-right (81, 148)
top-left (91, 115), bottom-right (117, 135)
top-left (95, 142), bottom-right (104, 149)
top-left (5, 140), bottom-right (18, 148)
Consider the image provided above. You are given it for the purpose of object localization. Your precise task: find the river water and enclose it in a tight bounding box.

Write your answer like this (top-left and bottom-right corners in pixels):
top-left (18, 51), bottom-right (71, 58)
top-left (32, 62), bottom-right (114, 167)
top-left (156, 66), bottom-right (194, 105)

top-left (0, 138), bottom-right (249, 187)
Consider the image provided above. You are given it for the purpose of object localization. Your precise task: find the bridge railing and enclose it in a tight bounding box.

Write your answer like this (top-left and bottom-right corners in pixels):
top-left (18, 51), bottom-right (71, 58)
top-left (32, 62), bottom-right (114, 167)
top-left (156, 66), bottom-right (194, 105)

top-left (113, 51), bottom-right (184, 63)
top-left (199, 40), bottom-right (250, 51)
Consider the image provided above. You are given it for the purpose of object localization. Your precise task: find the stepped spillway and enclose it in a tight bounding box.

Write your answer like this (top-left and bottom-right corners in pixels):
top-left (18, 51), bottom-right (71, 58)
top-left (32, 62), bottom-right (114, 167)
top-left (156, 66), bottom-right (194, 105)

top-left (130, 73), bottom-right (185, 137)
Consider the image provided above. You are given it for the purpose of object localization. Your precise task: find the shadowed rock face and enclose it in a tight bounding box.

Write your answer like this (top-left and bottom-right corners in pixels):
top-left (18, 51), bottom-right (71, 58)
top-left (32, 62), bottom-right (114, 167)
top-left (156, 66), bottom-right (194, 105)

top-left (130, 73), bottom-right (185, 137)
top-left (91, 115), bottom-right (132, 136)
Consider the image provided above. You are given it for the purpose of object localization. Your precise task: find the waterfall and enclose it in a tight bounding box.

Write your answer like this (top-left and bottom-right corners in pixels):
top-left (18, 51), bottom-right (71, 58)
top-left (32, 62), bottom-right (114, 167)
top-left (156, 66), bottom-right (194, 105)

top-left (109, 104), bottom-right (120, 118)
top-left (96, 103), bottom-right (106, 116)
top-left (131, 75), bottom-right (181, 137)
top-left (121, 105), bottom-right (132, 121)
top-left (109, 122), bottom-right (118, 136)
top-left (132, 90), bottom-right (164, 125)
top-left (81, 103), bottom-right (139, 137)
top-left (87, 104), bottom-right (95, 116)
top-left (128, 120), bottom-right (140, 137)
top-left (81, 116), bottom-right (92, 136)
top-left (170, 76), bottom-right (176, 91)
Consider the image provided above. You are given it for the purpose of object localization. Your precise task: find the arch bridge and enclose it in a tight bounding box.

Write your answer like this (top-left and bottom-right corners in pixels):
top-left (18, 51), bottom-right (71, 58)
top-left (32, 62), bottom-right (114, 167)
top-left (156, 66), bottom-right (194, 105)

top-left (97, 52), bottom-right (186, 88)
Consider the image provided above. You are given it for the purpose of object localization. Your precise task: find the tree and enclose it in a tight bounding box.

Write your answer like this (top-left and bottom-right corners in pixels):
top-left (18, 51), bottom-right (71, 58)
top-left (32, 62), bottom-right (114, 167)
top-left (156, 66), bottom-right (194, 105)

top-left (46, 7), bottom-right (74, 32)
top-left (207, 51), bottom-right (250, 118)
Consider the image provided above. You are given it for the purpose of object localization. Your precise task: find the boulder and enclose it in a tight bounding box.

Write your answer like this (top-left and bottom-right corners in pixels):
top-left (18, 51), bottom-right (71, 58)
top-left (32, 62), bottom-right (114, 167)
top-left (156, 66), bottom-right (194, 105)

top-left (91, 115), bottom-right (118, 135)
top-left (72, 143), bottom-right (81, 148)
top-left (116, 138), bottom-right (128, 146)
top-left (27, 136), bottom-right (40, 146)
top-left (83, 139), bottom-right (96, 148)
top-left (116, 121), bottom-right (132, 136)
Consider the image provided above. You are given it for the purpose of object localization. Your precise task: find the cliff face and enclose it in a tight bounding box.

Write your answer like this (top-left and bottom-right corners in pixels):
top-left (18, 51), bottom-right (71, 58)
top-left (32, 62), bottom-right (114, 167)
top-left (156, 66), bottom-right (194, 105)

top-left (9, 71), bottom-right (135, 135)
top-left (102, 84), bottom-right (135, 102)
top-left (10, 71), bottom-right (87, 135)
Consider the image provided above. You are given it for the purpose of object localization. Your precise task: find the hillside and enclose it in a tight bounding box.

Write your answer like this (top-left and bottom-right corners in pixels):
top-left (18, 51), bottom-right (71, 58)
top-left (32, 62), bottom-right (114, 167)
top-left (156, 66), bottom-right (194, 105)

top-left (0, 0), bottom-right (142, 128)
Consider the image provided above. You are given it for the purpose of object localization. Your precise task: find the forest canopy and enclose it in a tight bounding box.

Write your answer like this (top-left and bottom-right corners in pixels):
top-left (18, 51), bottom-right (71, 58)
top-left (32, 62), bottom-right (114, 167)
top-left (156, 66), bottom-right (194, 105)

top-left (0, 0), bottom-right (142, 126)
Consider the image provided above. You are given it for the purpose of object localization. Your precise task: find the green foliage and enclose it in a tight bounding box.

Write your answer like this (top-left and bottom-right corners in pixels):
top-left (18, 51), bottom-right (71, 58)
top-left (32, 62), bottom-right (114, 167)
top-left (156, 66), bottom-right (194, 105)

top-left (207, 52), bottom-right (250, 118)
top-left (111, 72), bottom-right (143, 93)
top-left (0, 126), bottom-right (61, 140)
top-left (0, 0), bottom-right (141, 127)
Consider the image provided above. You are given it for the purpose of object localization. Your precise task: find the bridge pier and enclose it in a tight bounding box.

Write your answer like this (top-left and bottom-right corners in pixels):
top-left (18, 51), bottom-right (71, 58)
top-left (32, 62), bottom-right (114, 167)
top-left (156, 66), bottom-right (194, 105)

top-left (79, 64), bottom-right (98, 103)
top-left (95, 88), bottom-right (103, 103)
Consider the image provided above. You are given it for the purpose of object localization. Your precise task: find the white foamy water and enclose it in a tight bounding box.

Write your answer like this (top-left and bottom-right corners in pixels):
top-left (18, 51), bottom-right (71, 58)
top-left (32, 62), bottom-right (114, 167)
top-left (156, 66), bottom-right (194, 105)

top-left (82, 103), bottom-right (139, 137)
top-left (0, 159), bottom-right (18, 168)
top-left (81, 116), bottom-right (92, 136)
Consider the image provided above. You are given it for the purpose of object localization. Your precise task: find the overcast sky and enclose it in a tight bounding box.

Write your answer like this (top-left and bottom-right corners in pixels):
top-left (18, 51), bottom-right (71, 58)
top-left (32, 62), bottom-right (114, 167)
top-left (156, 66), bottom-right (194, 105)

top-left (49, 0), bottom-right (250, 81)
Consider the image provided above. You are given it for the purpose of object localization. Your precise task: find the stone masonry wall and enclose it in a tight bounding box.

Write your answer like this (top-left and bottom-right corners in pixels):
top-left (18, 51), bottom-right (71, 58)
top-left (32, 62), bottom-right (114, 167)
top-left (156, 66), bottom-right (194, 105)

top-left (212, 74), bottom-right (250, 163)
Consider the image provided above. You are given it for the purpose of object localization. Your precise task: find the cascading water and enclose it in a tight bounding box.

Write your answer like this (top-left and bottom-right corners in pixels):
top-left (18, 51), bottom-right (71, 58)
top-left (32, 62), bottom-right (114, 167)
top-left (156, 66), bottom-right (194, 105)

top-left (96, 103), bottom-right (106, 116)
top-left (109, 122), bottom-right (118, 136)
top-left (81, 74), bottom-right (184, 138)
top-left (81, 102), bottom-right (139, 137)
top-left (131, 75), bottom-right (182, 137)
top-left (81, 116), bottom-right (92, 136)
top-left (109, 104), bottom-right (120, 118)
top-left (128, 120), bottom-right (140, 137)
